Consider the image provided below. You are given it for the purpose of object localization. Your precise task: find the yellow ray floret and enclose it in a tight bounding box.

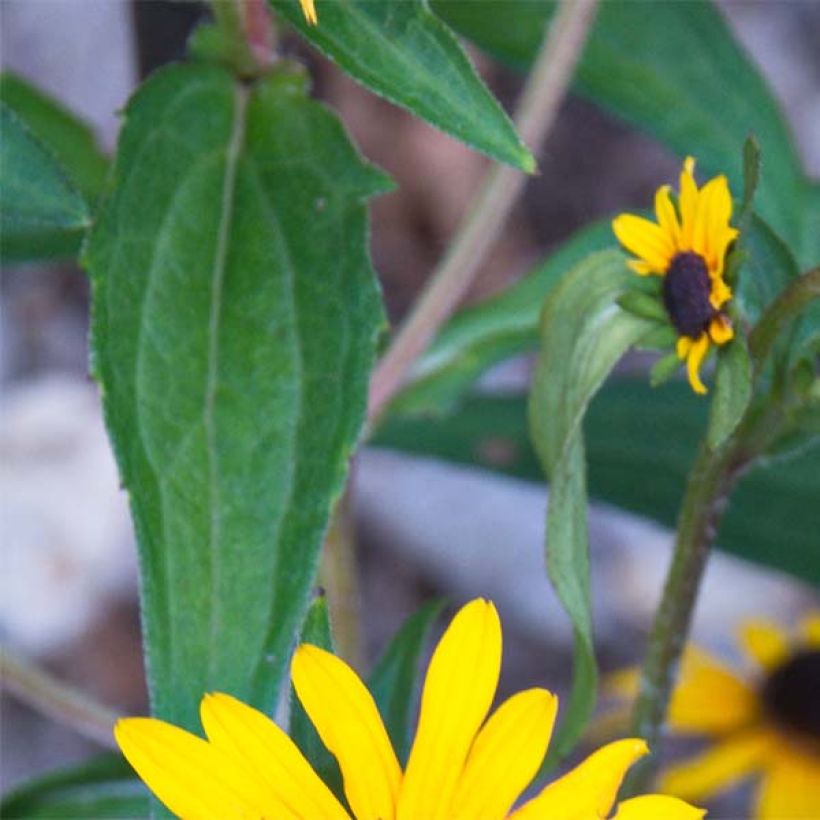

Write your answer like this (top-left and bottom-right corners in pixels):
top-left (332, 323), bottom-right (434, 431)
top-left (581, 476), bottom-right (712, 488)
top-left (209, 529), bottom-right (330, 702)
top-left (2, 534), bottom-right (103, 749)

top-left (299, 0), bottom-right (317, 25)
top-left (115, 599), bottom-right (704, 819)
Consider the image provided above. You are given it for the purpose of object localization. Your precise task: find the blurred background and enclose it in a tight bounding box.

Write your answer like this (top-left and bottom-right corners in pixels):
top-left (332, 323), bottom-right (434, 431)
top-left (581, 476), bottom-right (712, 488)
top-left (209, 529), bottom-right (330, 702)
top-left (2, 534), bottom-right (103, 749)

top-left (2, 1), bottom-right (819, 814)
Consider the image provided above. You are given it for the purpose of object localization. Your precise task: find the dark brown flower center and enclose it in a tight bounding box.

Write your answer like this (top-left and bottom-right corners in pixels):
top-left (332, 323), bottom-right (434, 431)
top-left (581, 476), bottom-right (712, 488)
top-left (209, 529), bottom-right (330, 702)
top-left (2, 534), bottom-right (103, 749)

top-left (663, 252), bottom-right (716, 338)
top-left (761, 650), bottom-right (820, 741)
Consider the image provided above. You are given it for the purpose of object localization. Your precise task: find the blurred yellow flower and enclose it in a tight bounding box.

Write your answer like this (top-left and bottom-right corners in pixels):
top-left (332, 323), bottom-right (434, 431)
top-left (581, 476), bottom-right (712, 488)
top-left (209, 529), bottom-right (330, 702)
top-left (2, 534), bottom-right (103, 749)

top-left (611, 614), bottom-right (820, 818)
top-left (115, 599), bottom-right (703, 819)
top-left (612, 157), bottom-right (739, 394)
top-left (300, 0), bottom-right (317, 25)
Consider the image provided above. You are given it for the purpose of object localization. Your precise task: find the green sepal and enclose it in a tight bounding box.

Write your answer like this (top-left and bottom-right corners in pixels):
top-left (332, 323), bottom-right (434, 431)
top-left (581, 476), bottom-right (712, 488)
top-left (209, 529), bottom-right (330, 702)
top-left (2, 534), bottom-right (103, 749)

top-left (650, 351), bottom-right (682, 387)
top-left (617, 290), bottom-right (668, 323)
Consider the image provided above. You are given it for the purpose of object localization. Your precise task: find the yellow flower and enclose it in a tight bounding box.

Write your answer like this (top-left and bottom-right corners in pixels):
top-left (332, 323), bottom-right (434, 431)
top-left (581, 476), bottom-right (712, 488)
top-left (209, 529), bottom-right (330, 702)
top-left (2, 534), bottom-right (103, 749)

top-left (115, 599), bottom-right (703, 819)
top-left (300, 0), bottom-right (317, 25)
top-left (610, 614), bottom-right (820, 818)
top-left (612, 157), bottom-right (739, 394)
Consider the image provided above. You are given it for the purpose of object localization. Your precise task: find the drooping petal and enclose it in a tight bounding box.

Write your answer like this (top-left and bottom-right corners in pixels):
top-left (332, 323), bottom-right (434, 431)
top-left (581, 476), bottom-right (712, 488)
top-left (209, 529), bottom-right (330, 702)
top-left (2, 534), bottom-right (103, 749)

top-left (800, 612), bottom-right (820, 648)
top-left (200, 692), bottom-right (348, 820)
top-left (708, 315), bottom-right (733, 345)
top-left (510, 738), bottom-right (648, 820)
top-left (654, 184), bottom-right (681, 249)
top-left (683, 333), bottom-right (710, 395)
top-left (299, 0), bottom-right (318, 24)
top-left (398, 598), bottom-right (502, 820)
top-left (756, 749), bottom-right (820, 819)
top-left (612, 214), bottom-right (675, 273)
top-left (708, 276), bottom-right (732, 310)
top-left (677, 336), bottom-right (693, 359)
top-left (292, 645), bottom-right (400, 820)
top-left (737, 620), bottom-right (791, 672)
top-left (678, 156), bottom-right (699, 250)
top-left (612, 795), bottom-right (706, 820)
top-left (449, 688), bottom-right (558, 820)
top-left (661, 730), bottom-right (770, 800)
top-left (669, 647), bottom-right (758, 734)
top-left (115, 717), bottom-right (272, 820)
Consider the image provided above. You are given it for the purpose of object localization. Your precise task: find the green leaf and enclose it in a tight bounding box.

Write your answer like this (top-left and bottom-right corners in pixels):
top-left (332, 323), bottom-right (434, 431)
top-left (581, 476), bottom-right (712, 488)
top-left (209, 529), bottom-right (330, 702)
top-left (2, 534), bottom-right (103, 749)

top-left (434, 0), bottom-right (817, 267)
top-left (1, 72), bottom-right (108, 202)
top-left (85, 63), bottom-right (389, 729)
top-left (290, 593), bottom-right (345, 803)
top-left (650, 350), bottom-right (682, 387)
top-left (528, 250), bottom-right (655, 758)
top-left (268, 0), bottom-right (534, 172)
top-left (617, 289), bottom-right (668, 323)
top-left (0, 755), bottom-right (148, 819)
top-left (368, 599), bottom-right (444, 764)
top-left (741, 134), bottom-right (761, 217)
top-left (373, 385), bottom-right (820, 585)
top-left (707, 335), bottom-right (752, 450)
top-left (391, 219), bottom-right (613, 415)
top-left (0, 102), bottom-right (90, 262)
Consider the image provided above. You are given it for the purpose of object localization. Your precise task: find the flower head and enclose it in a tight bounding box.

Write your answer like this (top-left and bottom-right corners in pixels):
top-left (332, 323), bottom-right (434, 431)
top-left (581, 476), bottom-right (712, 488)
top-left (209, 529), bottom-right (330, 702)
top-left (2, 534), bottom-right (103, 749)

top-left (611, 614), bottom-right (820, 818)
top-left (299, 0), bottom-right (317, 25)
top-left (115, 599), bottom-right (703, 819)
top-left (612, 157), bottom-right (739, 394)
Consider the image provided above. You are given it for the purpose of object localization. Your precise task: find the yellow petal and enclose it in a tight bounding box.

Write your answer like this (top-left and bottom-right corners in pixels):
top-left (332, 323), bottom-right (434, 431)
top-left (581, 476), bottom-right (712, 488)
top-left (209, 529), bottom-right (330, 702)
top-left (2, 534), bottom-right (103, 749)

top-left (628, 259), bottom-right (658, 277)
top-left (677, 336), bottom-right (693, 359)
top-left (612, 795), bottom-right (706, 820)
top-left (801, 612), bottom-right (820, 648)
top-left (678, 156), bottom-right (699, 249)
top-left (603, 667), bottom-right (640, 699)
top-left (737, 619), bottom-right (791, 672)
top-left (200, 692), bottom-right (348, 820)
top-left (612, 214), bottom-right (675, 273)
top-left (669, 647), bottom-right (758, 734)
top-left (708, 276), bottom-right (732, 310)
top-left (661, 730), bottom-right (769, 800)
top-left (684, 333), bottom-right (710, 395)
top-left (510, 738), bottom-right (648, 820)
top-left (299, 0), bottom-right (318, 24)
top-left (398, 599), bottom-right (502, 820)
top-left (654, 184), bottom-right (681, 249)
top-left (756, 749), bottom-right (820, 819)
top-left (449, 688), bottom-right (558, 820)
top-left (692, 175), bottom-right (734, 269)
top-left (292, 645), bottom-right (400, 820)
top-left (115, 717), bottom-right (271, 820)
top-left (707, 315), bottom-right (733, 345)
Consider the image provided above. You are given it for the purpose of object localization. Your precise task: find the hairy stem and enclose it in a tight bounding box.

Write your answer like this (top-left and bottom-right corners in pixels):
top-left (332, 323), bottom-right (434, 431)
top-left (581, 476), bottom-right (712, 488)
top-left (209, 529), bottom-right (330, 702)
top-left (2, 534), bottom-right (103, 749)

top-left (1, 647), bottom-right (121, 748)
top-left (367, 0), bottom-right (599, 423)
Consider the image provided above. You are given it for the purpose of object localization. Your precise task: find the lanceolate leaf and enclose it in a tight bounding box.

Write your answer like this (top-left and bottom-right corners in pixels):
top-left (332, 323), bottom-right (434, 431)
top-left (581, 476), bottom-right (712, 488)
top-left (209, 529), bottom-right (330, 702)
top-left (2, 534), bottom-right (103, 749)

top-left (368, 599), bottom-right (444, 764)
top-left (1, 72), bottom-right (108, 202)
top-left (434, 0), bottom-right (817, 267)
top-left (269, 0), bottom-right (534, 172)
top-left (0, 755), bottom-right (148, 819)
top-left (707, 335), bottom-right (752, 450)
top-left (528, 250), bottom-right (655, 758)
top-left (1, 102), bottom-right (90, 262)
top-left (372, 385), bottom-right (820, 585)
top-left (86, 63), bottom-right (389, 730)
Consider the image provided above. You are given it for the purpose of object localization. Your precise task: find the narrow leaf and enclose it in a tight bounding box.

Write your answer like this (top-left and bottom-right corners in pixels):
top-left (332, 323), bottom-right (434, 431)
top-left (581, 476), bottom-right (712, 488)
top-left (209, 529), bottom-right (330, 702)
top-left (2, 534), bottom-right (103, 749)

top-left (368, 599), bottom-right (444, 764)
top-left (373, 385), bottom-right (820, 585)
top-left (1, 102), bottom-right (90, 262)
top-left (650, 350), bottom-right (681, 387)
top-left (741, 134), bottom-right (761, 216)
top-left (707, 335), bottom-right (752, 450)
top-left (269, 0), bottom-right (534, 171)
top-left (85, 63), bottom-right (389, 729)
top-left (0, 755), bottom-right (148, 819)
top-left (528, 250), bottom-right (655, 758)
top-left (290, 594), bottom-right (345, 802)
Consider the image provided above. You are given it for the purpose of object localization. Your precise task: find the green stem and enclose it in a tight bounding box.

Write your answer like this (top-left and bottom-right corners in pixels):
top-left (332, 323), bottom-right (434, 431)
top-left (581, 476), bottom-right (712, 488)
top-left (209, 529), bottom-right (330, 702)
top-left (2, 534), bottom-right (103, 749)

top-left (367, 0), bottom-right (599, 424)
top-left (1, 647), bottom-right (121, 748)
top-left (210, 0), bottom-right (266, 78)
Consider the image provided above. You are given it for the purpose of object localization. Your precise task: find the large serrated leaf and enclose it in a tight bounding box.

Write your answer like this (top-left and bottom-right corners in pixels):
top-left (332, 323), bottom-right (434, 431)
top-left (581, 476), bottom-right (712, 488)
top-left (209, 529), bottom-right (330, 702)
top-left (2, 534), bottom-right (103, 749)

top-left (269, 0), bottom-right (534, 172)
top-left (1, 102), bottom-right (90, 262)
top-left (528, 250), bottom-right (655, 758)
top-left (85, 63), bottom-right (389, 729)
top-left (368, 599), bottom-right (444, 764)
top-left (373, 384), bottom-right (820, 585)
top-left (0, 755), bottom-right (148, 819)
top-left (434, 0), bottom-right (817, 267)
